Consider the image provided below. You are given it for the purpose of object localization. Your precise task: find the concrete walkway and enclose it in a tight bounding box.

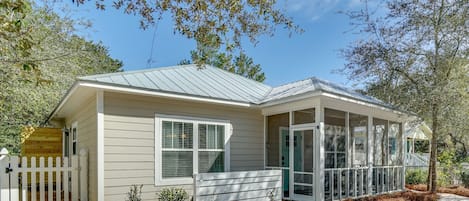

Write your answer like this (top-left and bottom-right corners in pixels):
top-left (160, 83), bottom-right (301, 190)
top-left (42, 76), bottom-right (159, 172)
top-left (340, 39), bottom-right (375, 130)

top-left (439, 193), bottom-right (469, 201)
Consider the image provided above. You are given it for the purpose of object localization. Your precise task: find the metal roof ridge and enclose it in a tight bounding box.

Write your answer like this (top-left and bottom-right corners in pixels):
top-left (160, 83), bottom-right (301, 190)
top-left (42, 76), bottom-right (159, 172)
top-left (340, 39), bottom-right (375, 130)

top-left (79, 64), bottom-right (197, 80)
top-left (207, 65), bottom-right (272, 90)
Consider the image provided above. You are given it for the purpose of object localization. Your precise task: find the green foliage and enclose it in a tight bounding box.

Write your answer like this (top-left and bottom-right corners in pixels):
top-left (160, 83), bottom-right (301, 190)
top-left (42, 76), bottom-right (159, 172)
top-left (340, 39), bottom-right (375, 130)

top-left (0, 0), bottom-right (34, 60)
top-left (125, 184), bottom-right (143, 201)
top-left (460, 170), bottom-right (469, 188)
top-left (77, 0), bottom-right (302, 67)
top-left (182, 50), bottom-right (265, 82)
top-left (406, 169), bottom-right (428, 185)
top-left (437, 150), bottom-right (461, 187)
top-left (342, 0), bottom-right (469, 191)
top-left (0, 1), bottom-right (122, 153)
top-left (157, 187), bottom-right (188, 201)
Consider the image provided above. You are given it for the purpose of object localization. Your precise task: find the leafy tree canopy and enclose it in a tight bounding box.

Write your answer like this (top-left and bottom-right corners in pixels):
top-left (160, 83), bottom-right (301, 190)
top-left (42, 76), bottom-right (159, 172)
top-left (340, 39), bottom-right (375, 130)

top-left (75, 0), bottom-right (302, 66)
top-left (0, 1), bottom-right (122, 153)
top-left (179, 48), bottom-right (265, 82)
top-left (342, 0), bottom-right (469, 192)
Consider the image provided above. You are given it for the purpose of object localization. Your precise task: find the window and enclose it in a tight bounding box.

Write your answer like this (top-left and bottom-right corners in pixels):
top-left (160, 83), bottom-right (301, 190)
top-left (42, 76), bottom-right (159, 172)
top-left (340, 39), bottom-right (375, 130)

top-left (155, 115), bottom-right (230, 185)
top-left (199, 124), bottom-right (225, 172)
top-left (161, 121), bottom-right (193, 178)
top-left (63, 129), bottom-right (70, 158)
top-left (72, 127), bottom-right (77, 155)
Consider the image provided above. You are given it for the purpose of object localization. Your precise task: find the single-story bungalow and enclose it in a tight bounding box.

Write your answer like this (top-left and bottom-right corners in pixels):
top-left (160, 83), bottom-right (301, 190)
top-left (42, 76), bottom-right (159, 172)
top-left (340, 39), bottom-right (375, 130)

top-left (48, 64), bottom-right (409, 201)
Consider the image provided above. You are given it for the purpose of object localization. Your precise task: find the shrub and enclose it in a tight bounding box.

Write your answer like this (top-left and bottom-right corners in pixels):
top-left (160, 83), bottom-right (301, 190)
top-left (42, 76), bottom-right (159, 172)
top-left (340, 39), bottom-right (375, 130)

top-left (157, 187), bottom-right (189, 201)
top-left (460, 170), bottom-right (469, 188)
top-left (438, 150), bottom-right (461, 187)
top-left (406, 169), bottom-right (427, 185)
top-left (126, 184), bottom-right (143, 201)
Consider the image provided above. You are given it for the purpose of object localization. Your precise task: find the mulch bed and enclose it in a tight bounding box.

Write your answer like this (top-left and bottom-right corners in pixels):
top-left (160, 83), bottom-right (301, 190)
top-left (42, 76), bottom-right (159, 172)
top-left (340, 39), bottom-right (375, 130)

top-left (343, 191), bottom-right (438, 201)
top-left (407, 184), bottom-right (469, 197)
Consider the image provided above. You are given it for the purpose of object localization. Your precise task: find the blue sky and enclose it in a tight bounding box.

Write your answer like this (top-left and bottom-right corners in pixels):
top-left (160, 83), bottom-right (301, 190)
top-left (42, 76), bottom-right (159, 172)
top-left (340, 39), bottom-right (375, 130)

top-left (54, 0), bottom-right (366, 87)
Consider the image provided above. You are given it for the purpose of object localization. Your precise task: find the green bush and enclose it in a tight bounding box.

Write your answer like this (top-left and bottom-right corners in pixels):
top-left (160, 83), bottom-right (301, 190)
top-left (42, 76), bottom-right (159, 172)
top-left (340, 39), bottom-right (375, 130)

top-left (460, 171), bottom-right (469, 188)
top-left (438, 150), bottom-right (461, 187)
top-left (406, 169), bottom-right (427, 184)
top-left (126, 184), bottom-right (143, 201)
top-left (157, 187), bottom-right (189, 201)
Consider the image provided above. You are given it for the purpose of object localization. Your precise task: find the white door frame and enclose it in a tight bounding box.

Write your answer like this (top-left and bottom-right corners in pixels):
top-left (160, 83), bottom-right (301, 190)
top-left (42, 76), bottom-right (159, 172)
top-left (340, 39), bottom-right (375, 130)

top-left (290, 124), bottom-right (318, 201)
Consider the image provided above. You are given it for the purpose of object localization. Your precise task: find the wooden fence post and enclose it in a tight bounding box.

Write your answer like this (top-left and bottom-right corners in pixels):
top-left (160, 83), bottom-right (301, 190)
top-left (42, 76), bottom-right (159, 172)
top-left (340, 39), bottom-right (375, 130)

top-left (79, 149), bottom-right (88, 201)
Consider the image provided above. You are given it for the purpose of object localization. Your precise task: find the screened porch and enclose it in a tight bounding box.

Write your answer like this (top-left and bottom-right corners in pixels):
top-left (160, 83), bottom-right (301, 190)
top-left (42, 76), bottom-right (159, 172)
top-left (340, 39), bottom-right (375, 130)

top-left (264, 100), bottom-right (405, 201)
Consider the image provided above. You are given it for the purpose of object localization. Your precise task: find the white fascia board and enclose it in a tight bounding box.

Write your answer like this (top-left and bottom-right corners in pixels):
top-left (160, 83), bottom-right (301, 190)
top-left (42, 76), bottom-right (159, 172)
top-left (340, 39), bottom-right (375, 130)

top-left (259, 91), bottom-right (322, 108)
top-left (259, 91), bottom-right (412, 121)
top-left (79, 81), bottom-right (253, 108)
top-left (320, 92), bottom-right (410, 118)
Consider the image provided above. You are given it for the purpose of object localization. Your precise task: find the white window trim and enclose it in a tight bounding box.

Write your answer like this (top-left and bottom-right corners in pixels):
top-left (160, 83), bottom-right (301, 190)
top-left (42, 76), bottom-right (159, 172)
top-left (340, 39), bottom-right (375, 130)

top-left (71, 122), bottom-right (78, 156)
top-left (154, 114), bottom-right (231, 186)
top-left (62, 128), bottom-right (70, 158)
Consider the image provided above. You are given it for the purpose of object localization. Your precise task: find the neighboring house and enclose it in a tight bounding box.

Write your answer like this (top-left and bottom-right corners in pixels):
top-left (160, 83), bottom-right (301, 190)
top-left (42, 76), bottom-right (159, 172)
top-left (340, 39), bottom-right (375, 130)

top-left (405, 123), bottom-right (431, 167)
top-left (47, 65), bottom-right (409, 201)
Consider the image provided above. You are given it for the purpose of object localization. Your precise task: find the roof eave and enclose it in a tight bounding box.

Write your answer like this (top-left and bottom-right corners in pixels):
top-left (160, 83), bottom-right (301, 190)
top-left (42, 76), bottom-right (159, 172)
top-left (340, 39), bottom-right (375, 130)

top-left (45, 81), bottom-right (80, 124)
top-left (46, 80), bottom-right (258, 123)
top-left (259, 89), bottom-right (414, 118)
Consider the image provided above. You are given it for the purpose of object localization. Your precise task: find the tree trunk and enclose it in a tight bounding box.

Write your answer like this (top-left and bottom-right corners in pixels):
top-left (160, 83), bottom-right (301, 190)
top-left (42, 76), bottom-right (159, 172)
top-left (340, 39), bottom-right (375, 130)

top-left (428, 104), bottom-right (439, 192)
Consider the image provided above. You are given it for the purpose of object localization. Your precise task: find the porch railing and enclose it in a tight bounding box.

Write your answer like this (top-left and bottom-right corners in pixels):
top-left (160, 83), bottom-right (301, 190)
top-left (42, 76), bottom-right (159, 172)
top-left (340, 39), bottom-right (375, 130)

top-left (324, 167), bottom-right (368, 201)
top-left (372, 166), bottom-right (404, 195)
top-left (266, 165), bottom-right (404, 201)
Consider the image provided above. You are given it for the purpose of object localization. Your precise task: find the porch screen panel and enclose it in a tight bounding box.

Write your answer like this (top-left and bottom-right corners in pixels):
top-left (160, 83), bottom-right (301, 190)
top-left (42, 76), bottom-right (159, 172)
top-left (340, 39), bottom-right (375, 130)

top-left (373, 118), bottom-right (388, 166)
top-left (199, 124), bottom-right (225, 173)
top-left (349, 113), bottom-right (368, 167)
top-left (162, 121), bottom-right (194, 178)
top-left (324, 108), bottom-right (346, 169)
top-left (293, 108), bottom-right (315, 125)
top-left (324, 109), bottom-right (346, 201)
top-left (266, 113), bottom-right (289, 167)
top-left (372, 118), bottom-right (388, 194)
top-left (389, 122), bottom-right (402, 165)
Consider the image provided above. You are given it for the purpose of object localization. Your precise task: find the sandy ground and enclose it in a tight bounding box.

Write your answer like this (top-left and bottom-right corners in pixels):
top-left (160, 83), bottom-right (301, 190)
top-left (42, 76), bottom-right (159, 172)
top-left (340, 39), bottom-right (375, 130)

top-left (438, 193), bottom-right (469, 201)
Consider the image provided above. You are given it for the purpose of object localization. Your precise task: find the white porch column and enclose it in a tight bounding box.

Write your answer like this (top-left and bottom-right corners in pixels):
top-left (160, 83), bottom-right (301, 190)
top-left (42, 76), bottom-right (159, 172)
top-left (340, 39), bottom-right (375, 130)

top-left (367, 116), bottom-right (373, 195)
top-left (315, 105), bottom-right (325, 201)
top-left (288, 111), bottom-right (294, 198)
top-left (96, 90), bottom-right (104, 201)
top-left (401, 123), bottom-right (406, 190)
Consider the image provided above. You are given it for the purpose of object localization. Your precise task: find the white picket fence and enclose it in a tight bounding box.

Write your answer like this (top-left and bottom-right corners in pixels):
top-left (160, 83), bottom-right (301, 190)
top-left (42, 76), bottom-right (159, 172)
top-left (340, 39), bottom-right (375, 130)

top-left (0, 149), bottom-right (88, 201)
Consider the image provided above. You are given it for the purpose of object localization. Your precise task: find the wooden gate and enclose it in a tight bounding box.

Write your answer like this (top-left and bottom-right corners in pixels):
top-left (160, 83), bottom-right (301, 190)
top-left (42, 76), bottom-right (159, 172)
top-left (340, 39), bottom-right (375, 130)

top-left (0, 149), bottom-right (88, 201)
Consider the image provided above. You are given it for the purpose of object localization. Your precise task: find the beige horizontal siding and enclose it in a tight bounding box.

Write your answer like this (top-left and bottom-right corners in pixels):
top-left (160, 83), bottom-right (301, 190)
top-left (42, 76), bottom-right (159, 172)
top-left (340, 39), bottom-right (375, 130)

top-left (103, 92), bottom-right (264, 201)
top-left (65, 96), bottom-right (98, 201)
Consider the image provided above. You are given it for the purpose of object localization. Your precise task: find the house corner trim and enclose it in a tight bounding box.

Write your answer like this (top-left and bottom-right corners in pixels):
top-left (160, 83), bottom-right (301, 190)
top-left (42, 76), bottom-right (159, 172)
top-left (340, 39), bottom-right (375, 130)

top-left (96, 90), bottom-right (104, 201)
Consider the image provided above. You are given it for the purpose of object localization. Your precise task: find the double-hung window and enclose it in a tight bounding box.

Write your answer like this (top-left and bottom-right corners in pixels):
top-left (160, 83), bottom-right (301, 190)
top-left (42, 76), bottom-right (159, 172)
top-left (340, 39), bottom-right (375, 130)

top-left (155, 115), bottom-right (231, 185)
